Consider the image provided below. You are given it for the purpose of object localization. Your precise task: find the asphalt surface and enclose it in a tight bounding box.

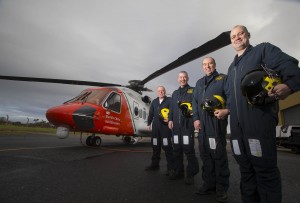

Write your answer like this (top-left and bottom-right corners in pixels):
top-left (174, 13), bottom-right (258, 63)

top-left (0, 133), bottom-right (299, 203)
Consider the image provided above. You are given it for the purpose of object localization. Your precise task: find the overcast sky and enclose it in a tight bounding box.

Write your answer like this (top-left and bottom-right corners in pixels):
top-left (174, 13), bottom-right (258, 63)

top-left (0, 0), bottom-right (300, 123)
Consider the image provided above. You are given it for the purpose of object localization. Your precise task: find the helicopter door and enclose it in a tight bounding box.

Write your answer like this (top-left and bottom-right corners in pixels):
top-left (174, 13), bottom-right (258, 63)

top-left (102, 92), bottom-right (122, 134)
top-left (131, 101), bottom-right (150, 136)
top-left (104, 92), bottom-right (121, 113)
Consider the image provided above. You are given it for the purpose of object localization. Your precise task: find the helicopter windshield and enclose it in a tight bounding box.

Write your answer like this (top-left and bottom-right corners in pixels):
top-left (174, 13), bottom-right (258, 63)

top-left (64, 89), bottom-right (110, 105)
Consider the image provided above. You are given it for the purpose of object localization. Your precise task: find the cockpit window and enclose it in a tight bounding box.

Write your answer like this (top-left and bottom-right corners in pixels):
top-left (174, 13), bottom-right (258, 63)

top-left (64, 91), bottom-right (90, 104)
top-left (64, 89), bottom-right (110, 105)
top-left (104, 92), bottom-right (121, 113)
top-left (86, 90), bottom-right (110, 105)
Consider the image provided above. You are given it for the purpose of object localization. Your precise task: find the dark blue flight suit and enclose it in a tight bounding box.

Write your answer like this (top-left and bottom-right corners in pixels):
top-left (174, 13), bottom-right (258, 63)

top-left (226, 43), bottom-right (300, 203)
top-left (192, 71), bottom-right (230, 193)
top-left (169, 85), bottom-right (199, 178)
top-left (147, 96), bottom-right (174, 171)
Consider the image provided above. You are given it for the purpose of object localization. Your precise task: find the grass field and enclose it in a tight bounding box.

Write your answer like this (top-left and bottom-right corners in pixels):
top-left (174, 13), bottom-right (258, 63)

top-left (0, 124), bottom-right (56, 134)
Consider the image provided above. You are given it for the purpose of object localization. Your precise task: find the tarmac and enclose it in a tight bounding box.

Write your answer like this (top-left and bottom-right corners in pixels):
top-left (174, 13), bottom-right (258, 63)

top-left (0, 133), bottom-right (299, 203)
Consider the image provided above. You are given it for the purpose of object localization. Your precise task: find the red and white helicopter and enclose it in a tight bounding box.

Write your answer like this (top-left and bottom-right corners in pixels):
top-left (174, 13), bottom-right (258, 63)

top-left (0, 31), bottom-right (230, 146)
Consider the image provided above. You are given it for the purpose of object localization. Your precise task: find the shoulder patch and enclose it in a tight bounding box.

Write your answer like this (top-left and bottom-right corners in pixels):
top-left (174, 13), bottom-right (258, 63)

top-left (215, 75), bottom-right (224, 81)
top-left (187, 88), bottom-right (193, 93)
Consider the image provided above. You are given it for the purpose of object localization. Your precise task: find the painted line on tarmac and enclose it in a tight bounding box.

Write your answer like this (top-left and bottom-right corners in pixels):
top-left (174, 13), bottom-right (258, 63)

top-left (0, 145), bottom-right (152, 153)
top-left (99, 146), bottom-right (152, 153)
top-left (0, 145), bottom-right (77, 152)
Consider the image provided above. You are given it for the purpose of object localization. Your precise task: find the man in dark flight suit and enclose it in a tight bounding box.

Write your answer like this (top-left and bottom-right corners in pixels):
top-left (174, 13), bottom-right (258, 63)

top-left (193, 57), bottom-right (230, 202)
top-left (221, 25), bottom-right (300, 203)
top-left (145, 86), bottom-right (174, 174)
top-left (168, 71), bottom-right (199, 185)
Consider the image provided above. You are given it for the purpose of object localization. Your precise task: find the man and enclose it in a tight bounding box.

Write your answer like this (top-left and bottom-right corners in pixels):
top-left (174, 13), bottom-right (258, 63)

top-left (168, 71), bottom-right (199, 185)
top-left (146, 86), bottom-right (174, 175)
top-left (224, 25), bottom-right (300, 203)
top-left (192, 57), bottom-right (230, 202)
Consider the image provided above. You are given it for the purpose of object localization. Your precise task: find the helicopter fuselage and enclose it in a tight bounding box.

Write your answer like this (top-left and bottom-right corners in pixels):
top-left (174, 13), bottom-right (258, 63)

top-left (46, 86), bottom-right (152, 140)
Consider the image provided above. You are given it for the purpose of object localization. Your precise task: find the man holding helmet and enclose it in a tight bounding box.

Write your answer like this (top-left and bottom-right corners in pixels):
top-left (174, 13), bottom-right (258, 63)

top-left (193, 57), bottom-right (230, 202)
top-left (168, 71), bottom-right (199, 185)
top-left (225, 25), bottom-right (300, 203)
top-left (146, 86), bottom-right (174, 175)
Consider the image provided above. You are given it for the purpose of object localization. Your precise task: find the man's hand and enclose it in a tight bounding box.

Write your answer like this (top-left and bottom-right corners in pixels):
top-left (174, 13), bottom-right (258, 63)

top-left (214, 109), bottom-right (230, 120)
top-left (168, 121), bottom-right (173, 129)
top-left (268, 84), bottom-right (292, 100)
top-left (194, 120), bottom-right (201, 131)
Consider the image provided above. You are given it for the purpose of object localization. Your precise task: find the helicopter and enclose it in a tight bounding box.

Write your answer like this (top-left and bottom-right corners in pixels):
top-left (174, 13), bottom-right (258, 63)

top-left (0, 31), bottom-right (230, 147)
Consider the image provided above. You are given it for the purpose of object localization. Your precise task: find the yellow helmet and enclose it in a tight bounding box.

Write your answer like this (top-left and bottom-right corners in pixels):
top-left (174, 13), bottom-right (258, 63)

top-left (160, 108), bottom-right (169, 120)
top-left (241, 68), bottom-right (281, 105)
top-left (202, 95), bottom-right (226, 114)
top-left (179, 102), bottom-right (193, 117)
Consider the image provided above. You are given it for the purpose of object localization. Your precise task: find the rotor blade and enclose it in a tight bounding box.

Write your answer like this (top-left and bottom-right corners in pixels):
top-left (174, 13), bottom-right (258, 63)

top-left (140, 31), bottom-right (231, 85)
top-left (0, 75), bottom-right (122, 87)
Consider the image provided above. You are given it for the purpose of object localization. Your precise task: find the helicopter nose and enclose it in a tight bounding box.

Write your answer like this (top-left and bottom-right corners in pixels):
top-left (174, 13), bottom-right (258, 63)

top-left (46, 105), bottom-right (97, 131)
top-left (46, 105), bottom-right (74, 127)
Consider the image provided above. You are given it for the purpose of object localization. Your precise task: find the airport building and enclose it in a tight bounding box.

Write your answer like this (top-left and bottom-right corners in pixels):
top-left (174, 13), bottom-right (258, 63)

top-left (278, 91), bottom-right (300, 125)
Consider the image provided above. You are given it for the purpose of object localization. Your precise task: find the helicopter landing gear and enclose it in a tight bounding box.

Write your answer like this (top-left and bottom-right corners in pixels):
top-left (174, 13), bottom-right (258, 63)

top-left (123, 136), bottom-right (132, 144)
top-left (123, 136), bottom-right (141, 144)
top-left (86, 133), bottom-right (102, 147)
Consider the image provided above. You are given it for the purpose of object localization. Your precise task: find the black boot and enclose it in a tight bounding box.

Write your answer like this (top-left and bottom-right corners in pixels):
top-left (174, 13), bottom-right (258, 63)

top-left (195, 185), bottom-right (216, 195)
top-left (169, 170), bottom-right (184, 180)
top-left (184, 175), bottom-right (194, 185)
top-left (216, 191), bottom-right (228, 202)
top-left (145, 164), bottom-right (159, 171)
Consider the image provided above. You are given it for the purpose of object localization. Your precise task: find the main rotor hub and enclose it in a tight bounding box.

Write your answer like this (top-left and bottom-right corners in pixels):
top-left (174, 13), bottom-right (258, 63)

top-left (128, 80), bottom-right (142, 87)
top-left (127, 80), bottom-right (152, 93)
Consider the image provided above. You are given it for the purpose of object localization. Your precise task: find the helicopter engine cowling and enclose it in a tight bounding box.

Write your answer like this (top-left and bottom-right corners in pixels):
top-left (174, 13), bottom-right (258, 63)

top-left (142, 95), bottom-right (151, 104)
top-left (56, 126), bottom-right (70, 139)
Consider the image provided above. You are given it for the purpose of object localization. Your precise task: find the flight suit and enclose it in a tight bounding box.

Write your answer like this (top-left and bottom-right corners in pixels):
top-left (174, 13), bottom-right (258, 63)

top-left (147, 96), bottom-right (174, 171)
top-left (226, 43), bottom-right (300, 203)
top-left (169, 85), bottom-right (199, 178)
top-left (193, 71), bottom-right (230, 193)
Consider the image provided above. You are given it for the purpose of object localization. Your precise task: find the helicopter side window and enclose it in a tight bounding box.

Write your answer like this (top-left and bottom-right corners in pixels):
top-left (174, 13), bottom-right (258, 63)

top-left (143, 110), bottom-right (146, 120)
top-left (104, 92), bottom-right (121, 113)
top-left (138, 109), bottom-right (142, 118)
top-left (134, 107), bottom-right (139, 116)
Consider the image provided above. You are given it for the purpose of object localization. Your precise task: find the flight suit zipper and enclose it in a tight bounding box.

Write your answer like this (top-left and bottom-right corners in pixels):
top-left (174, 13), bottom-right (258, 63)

top-left (233, 67), bottom-right (240, 123)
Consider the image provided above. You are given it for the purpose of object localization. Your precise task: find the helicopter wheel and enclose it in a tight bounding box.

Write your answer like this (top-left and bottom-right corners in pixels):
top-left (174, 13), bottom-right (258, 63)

top-left (92, 136), bottom-right (102, 147)
top-left (86, 136), bottom-right (93, 146)
top-left (123, 136), bottom-right (132, 144)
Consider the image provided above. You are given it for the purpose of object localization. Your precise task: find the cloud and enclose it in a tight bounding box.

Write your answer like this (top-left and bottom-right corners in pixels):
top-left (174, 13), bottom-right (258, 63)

top-left (0, 0), bottom-right (299, 122)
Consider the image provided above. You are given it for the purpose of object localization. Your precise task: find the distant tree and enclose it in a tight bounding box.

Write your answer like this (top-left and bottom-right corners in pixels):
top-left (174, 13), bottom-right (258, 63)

top-left (41, 120), bottom-right (45, 127)
top-left (13, 121), bottom-right (22, 126)
top-left (0, 117), bottom-right (6, 124)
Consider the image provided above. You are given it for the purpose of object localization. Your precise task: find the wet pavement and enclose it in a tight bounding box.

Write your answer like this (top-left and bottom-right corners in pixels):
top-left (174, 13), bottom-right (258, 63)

top-left (0, 133), bottom-right (299, 203)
